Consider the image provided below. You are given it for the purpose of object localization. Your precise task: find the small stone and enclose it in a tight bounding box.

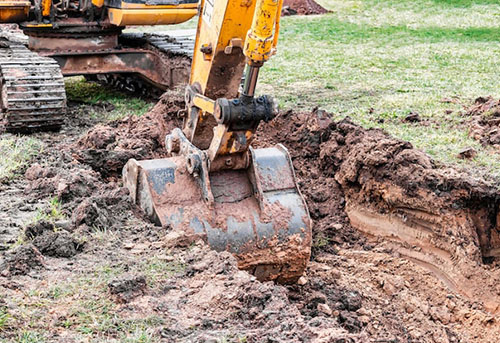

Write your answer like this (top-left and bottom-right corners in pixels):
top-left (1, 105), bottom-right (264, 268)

top-left (317, 303), bottom-right (332, 316)
top-left (332, 224), bottom-right (343, 230)
top-left (157, 254), bottom-right (175, 262)
top-left (359, 315), bottom-right (370, 325)
top-left (297, 276), bottom-right (308, 285)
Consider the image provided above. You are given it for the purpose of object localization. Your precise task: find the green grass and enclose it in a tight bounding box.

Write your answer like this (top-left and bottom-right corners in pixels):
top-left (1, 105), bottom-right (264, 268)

top-left (65, 77), bottom-right (153, 121)
top-left (257, 0), bottom-right (500, 178)
top-left (0, 136), bottom-right (43, 181)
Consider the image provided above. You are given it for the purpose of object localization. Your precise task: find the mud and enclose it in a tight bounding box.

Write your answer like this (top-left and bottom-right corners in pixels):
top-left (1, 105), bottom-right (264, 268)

top-left (72, 91), bottom-right (184, 177)
top-left (1, 89), bottom-right (500, 341)
top-left (282, 0), bottom-right (328, 16)
top-left (465, 96), bottom-right (500, 152)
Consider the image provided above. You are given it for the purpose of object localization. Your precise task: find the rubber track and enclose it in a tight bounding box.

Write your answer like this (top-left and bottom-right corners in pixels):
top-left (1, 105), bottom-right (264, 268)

top-left (0, 40), bottom-right (66, 132)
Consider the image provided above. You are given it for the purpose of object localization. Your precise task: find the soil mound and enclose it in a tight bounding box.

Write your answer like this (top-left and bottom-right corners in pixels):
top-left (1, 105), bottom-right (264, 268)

top-left (282, 0), bottom-right (328, 15)
top-left (465, 96), bottom-right (500, 151)
top-left (257, 109), bottom-right (500, 313)
top-left (72, 91), bottom-right (184, 176)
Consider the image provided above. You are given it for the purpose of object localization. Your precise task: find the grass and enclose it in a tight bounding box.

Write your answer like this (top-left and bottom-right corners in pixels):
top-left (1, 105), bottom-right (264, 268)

top-left (65, 77), bottom-right (153, 121)
top-left (0, 136), bottom-right (43, 182)
top-left (257, 0), bottom-right (500, 177)
top-left (3, 255), bottom-right (184, 342)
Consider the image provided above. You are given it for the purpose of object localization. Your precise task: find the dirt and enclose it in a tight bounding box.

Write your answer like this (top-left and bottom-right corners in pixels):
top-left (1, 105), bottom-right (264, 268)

top-left (71, 92), bottom-right (184, 177)
top-left (465, 96), bottom-right (500, 152)
top-left (1, 88), bottom-right (499, 341)
top-left (282, 0), bottom-right (328, 16)
top-left (108, 274), bottom-right (148, 303)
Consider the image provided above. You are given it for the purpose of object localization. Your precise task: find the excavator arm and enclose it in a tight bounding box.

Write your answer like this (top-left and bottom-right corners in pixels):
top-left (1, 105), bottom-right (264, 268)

top-left (123, 0), bottom-right (312, 283)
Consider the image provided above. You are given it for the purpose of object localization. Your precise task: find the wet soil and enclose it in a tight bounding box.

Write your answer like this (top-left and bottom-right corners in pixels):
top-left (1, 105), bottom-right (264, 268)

top-left (0, 90), bottom-right (499, 341)
top-left (282, 0), bottom-right (328, 16)
top-left (465, 96), bottom-right (500, 152)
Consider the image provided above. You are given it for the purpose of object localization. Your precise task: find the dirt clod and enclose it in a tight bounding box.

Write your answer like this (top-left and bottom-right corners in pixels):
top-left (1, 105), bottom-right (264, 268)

top-left (108, 274), bottom-right (147, 303)
top-left (465, 96), bottom-right (500, 152)
top-left (32, 230), bottom-right (83, 258)
top-left (0, 245), bottom-right (44, 276)
top-left (457, 147), bottom-right (477, 159)
top-left (24, 220), bottom-right (54, 239)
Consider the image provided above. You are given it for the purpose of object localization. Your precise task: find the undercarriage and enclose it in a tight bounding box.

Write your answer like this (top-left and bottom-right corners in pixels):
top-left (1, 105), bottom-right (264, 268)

top-left (0, 23), bottom-right (194, 132)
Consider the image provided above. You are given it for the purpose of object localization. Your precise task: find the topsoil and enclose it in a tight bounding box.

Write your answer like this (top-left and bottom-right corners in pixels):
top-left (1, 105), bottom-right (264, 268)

top-left (0, 88), bottom-right (499, 342)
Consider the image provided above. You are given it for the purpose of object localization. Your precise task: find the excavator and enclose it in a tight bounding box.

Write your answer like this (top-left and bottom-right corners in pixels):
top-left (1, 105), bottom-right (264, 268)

top-left (0, 0), bottom-right (312, 283)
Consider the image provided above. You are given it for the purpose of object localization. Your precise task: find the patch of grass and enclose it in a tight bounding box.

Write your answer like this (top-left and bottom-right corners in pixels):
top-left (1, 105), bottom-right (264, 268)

top-left (258, 0), bottom-right (500, 177)
top-left (0, 136), bottom-right (43, 181)
top-left (65, 77), bottom-right (153, 121)
top-left (15, 332), bottom-right (46, 343)
top-left (30, 196), bottom-right (65, 225)
top-left (0, 308), bottom-right (9, 331)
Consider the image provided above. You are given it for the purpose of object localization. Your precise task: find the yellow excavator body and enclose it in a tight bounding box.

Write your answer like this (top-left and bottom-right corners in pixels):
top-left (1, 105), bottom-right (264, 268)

top-left (0, 1), bottom-right (30, 23)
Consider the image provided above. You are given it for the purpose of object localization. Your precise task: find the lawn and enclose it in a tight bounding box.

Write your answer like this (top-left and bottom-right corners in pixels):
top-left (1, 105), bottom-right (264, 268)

top-left (1, 0), bottom-right (499, 180)
top-left (258, 0), bottom-right (500, 177)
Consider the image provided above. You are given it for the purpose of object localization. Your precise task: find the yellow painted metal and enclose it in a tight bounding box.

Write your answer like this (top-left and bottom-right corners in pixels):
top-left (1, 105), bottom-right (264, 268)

top-left (92, 0), bottom-right (105, 8)
top-left (189, 0), bottom-right (258, 98)
top-left (108, 7), bottom-right (198, 26)
top-left (24, 23), bottom-right (53, 28)
top-left (118, 2), bottom-right (198, 9)
top-left (193, 94), bottom-right (216, 115)
top-left (0, 1), bottom-right (30, 23)
top-left (272, 0), bottom-right (283, 54)
top-left (42, 0), bottom-right (52, 17)
top-left (244, 0), bottom-right (280, 64)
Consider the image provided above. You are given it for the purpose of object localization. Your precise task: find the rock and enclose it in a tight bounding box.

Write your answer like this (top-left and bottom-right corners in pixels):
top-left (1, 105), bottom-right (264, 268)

top-left (338, 311), bottom-right (363, 333)
top-left (108, 274), bottom-right (147, 303)
top-left (297, 276), bottom-right (308, 285)
top-left (318, 303), bottom-right (332, 316)
top-left (340, 291), bottom-right (362, 311)
top-left (429, 306), bottom-right (451, 324)
top-left (382, 280), bottom-right (397, 296)
top-left (163, 230), bottom-right (199, 248)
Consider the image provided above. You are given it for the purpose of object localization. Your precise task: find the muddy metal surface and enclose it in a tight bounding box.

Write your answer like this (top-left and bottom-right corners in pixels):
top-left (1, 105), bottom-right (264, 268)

top-left (0, 89), bottom-right (499, 341)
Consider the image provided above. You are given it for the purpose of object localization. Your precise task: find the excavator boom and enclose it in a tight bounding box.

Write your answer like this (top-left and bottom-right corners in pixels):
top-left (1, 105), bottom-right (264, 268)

top-left (123, 0), bottom-right (312, 282)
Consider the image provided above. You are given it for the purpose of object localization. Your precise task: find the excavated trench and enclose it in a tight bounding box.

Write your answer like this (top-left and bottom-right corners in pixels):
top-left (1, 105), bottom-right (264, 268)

top-left (3, 91), bottom-right (498, 341)
top-left (72, 94), bottom-right (500, 314)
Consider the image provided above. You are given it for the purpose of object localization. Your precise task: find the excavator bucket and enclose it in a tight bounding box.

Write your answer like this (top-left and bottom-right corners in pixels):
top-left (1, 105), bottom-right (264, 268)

top-left (123, 135), bottom-right (311, 283)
